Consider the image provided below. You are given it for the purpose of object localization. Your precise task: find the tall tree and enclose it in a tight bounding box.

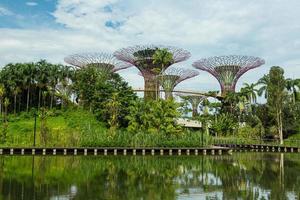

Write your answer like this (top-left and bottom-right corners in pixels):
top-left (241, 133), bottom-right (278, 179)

top-left (267, 67), bottom-right (286, 144)
top-left (22, 63), bottom-right (34, 112)
top-left (12, 86), bottom-right (21, 116)
top-left (36, 60), bottom-right (50, 110)
top-left (48, 64), bottom-right (60, 109)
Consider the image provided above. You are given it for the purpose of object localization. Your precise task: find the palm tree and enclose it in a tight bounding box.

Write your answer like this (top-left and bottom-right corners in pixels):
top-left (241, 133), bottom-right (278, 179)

top-left (48, 64), bottom-right (60, 109)
top-left (240, 83), bottom-right (258, 104)
top-left (257, 75), bottom-right (269, 98)
top-left (22, 63), bottom-right (34, 112)
top-left (152, 48), bottom-right (173, 73)
top-left (12, 86), bottom-right (21, 116)
top-left (286, 78), bottom-right (300, 104)
top-left (36, 60), bottom-right (50, 110)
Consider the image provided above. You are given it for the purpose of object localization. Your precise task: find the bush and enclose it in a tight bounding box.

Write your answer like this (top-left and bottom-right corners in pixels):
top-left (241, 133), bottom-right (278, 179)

top-left (210, 113), bottom-right (238, 136)
top-left (126, 99), bottom-right (181, 135)
top-left (237, 125), bottom-right (262, 139)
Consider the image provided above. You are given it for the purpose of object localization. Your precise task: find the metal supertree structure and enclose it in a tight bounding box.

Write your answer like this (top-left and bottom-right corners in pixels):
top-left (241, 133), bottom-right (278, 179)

top-left (158, 68), bottom-right (199, 100)
top-left (177, 93), bottom-right (207, 117)
top-left (64, 52), bottom-right (132, 74)
top-left (114, 45), bottom-right (191, 100)
top-left (193, 55), bottom-right (265, 96)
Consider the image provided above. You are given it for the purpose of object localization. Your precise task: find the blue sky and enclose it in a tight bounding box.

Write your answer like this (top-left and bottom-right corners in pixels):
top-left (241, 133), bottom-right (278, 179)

top-left (0, 0), bottom-right (59, 28)
top-left (0, 0), bottom-right (300, 92)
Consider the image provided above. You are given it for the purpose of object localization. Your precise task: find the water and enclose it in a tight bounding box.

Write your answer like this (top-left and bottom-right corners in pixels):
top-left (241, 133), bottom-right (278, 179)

top-left (0, 153), bottom-right (299, 200)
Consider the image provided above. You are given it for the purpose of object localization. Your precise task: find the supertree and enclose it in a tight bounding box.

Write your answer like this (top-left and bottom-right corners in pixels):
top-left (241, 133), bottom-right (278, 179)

top-left (192, 55), bottom-right (265, 96)
top-left (64, 52), bottom-right (132, 74)
top-left (114, 45), bottom-right (191, 100)
top-left (177, 93), bottom-right (207, 117)
top-left (157, 68), bottom-right (199, 100)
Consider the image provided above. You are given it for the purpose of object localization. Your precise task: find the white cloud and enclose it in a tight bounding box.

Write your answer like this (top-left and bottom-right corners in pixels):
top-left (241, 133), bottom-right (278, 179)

top-left (1, 0), bottom-right (300, 91)
top-left (0, 6), bottom-right (14, 16)
top-left (26, 2), bottom-right (38, 6)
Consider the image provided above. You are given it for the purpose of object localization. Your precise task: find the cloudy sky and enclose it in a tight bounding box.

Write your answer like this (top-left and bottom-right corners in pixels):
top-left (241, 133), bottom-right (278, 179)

top-left (0, 0), bottom-right (300, 92)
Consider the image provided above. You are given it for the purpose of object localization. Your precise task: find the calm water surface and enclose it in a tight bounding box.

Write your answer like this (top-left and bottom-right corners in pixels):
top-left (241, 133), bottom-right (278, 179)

top-left (0, 153), bottom-right (299, 200)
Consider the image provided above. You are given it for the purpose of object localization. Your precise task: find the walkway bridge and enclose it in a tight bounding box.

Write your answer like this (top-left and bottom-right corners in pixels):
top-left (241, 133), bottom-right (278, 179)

top-left (133, 88), bottom-right (222, 98)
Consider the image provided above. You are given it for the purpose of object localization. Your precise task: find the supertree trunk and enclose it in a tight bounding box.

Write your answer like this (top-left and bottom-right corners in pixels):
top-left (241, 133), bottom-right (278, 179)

top-left (165, 91), bottom-right (173, 100)
top-left (178, 94), bottom-right (206, 118)
top-left (144, 75), bottom-right (159, 101)
top-left (192, 107), bottom-right (198, 118)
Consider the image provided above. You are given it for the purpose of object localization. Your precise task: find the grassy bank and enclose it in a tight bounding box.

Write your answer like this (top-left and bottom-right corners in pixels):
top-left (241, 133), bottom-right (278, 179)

top-left (1, 109), bottom-right (299, 148)
top-left (0, 109), bottom-right (210, 147)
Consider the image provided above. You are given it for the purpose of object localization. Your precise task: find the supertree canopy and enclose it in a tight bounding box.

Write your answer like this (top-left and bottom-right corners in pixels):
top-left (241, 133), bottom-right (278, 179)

top-left (114, 45), bottom-right (191, 100)
top-left (64, 52), bottom-right (132, 74)
top-left (158, 68), bottom-right (199, 100)
top-left (192, 55), bottom-right (265, 96)
top-left (177, 94), bottom-right (206, 117)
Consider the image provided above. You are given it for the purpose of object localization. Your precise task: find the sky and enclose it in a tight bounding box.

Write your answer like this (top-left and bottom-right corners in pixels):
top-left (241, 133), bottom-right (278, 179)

top-left (0, 0), bottom-right (300, 93)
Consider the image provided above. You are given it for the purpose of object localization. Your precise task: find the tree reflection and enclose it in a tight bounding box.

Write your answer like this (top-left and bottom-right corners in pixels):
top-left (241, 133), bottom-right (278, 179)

top-left (0, 153), bottom-right (299, 200)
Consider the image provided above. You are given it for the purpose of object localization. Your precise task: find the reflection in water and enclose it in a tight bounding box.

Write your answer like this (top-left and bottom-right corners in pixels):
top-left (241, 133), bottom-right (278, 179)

top-left (0, 153), bottom-right (299, 200)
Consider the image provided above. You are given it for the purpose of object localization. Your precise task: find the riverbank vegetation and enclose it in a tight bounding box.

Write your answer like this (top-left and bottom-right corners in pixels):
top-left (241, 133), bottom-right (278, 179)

top-left (0, 59), bottom-right (299, 147)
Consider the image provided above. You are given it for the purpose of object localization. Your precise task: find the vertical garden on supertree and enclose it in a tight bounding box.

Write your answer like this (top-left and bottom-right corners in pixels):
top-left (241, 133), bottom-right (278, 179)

top-left (178, 94), bottom-right (207, 117)
top-left (192, 55), bottom-right (265, 96)
top-left (158, 68), bottom-right (199, 100)
top-left (114, 45), bottom-right (191, 100)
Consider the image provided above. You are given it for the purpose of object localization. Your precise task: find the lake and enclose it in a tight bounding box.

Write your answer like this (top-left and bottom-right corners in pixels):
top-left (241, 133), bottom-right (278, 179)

top-left (0, 153), bottom-right (299, 199)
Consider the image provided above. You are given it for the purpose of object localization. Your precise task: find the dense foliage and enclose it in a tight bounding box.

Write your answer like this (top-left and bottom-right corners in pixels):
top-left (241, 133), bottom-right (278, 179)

top-left (0, 57), bottom-right (299, 147)
top-left (197, 67), bottom-right (300, 142)
top-left (73, 66), bottom-right (137, 128)
top-left (126, 99), bottom-right (181, 135)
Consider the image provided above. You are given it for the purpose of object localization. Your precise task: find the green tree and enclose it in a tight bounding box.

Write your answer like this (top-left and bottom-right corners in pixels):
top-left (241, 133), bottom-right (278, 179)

top-left (105, 92), bottom-right (121, 133)
top-left (197, 99), bottom-right (211, 136)
top-left (285, 78), bottom-right (300, 104)
top-left (93, 73), bottom-right (137, 127)
top-left (36, 60), bottom-right (50, 110)
top-left (240, 83), bottom-right (258, 104)
top-left (257, 74), bottom-right (269, 98)
top-left (22, 63), bottom-right (35, 112)
top-left (267, 66), bottom-right (286, 144)
top-left (39, 107), bottom-right (49, 146)
top-left (211, 113), bottom-right (237, 137)
top-left (48, 64), bottom-right (60, 109)
top-left (152, 48), bottom-right (173, 74)
top-left (73, 66), bottom-right (99, 109)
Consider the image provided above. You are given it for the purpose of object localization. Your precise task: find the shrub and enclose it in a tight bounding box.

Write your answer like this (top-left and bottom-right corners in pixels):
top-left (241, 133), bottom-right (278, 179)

top-left (126, 99), bottom-right (181, 135)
